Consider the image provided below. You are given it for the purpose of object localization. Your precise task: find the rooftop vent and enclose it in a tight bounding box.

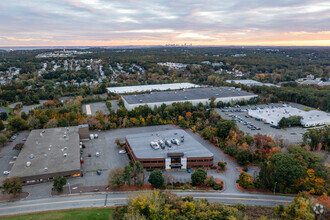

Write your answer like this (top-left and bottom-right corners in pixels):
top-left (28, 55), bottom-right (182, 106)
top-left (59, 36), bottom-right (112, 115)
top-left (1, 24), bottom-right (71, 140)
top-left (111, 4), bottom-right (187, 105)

top-left (26, 161), bottom-right (31, 167)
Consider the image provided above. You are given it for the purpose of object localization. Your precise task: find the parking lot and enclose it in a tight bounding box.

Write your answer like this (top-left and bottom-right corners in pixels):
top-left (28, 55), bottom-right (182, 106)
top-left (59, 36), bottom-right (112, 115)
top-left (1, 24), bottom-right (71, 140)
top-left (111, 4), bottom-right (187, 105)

top-left (0, 132), bottom-right (29, 185)
top-left (82, 101), bottom-right (119, 116)
top-left (215, 103), bottom-right (308, 143)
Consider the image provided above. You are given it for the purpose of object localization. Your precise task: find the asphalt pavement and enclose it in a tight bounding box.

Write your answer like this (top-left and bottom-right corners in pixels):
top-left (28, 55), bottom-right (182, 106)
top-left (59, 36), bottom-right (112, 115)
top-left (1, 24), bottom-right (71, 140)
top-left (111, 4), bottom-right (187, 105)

top-left (0, 191), bottom-right (294, 216)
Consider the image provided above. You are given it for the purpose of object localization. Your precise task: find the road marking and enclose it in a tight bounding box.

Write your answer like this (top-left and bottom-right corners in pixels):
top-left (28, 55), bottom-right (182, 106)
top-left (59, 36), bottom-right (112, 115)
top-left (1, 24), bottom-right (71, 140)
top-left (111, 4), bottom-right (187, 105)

top-left (0, 196), bottom-right (292, 211)
top-left (0, 198), bottom-right (126, 210)
top-left (194, 196), bottom-right (290, 203)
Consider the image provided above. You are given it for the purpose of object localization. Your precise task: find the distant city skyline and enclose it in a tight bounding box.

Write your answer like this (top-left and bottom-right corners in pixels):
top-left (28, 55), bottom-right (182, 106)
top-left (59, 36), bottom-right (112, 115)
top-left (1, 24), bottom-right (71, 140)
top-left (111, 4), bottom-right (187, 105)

top-left (1, 0), bottom-right (329, 47)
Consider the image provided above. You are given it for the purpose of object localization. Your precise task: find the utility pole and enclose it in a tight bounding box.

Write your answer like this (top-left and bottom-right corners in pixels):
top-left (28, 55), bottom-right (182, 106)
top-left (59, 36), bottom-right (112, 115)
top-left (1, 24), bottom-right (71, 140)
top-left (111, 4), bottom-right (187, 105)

top-left (273, 182), bottom-right (277, 194)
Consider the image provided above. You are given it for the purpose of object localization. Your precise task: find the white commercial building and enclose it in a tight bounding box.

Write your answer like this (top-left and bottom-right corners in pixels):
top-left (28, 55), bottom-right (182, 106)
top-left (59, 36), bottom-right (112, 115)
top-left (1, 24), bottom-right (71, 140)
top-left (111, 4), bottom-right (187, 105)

top-left (122, 87), bottom-right (258, 110)
top-left (107, 83), bottom-right (200, 94)
top-left (226, 79), bottom-right (279, 87)
top-left (248, 106), bottom-right (330, 127)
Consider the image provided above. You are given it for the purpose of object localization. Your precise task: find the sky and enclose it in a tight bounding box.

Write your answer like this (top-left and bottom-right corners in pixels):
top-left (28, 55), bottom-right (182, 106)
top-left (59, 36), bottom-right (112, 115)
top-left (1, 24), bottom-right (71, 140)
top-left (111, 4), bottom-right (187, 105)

top-left (0, 0), bottom-right (330, 47)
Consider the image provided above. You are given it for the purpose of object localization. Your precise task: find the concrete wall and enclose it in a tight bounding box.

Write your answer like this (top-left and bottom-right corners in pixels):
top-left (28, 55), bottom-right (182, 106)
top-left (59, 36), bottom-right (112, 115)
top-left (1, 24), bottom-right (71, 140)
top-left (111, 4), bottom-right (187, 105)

top-left (123, 95), bottom-right (258, 111)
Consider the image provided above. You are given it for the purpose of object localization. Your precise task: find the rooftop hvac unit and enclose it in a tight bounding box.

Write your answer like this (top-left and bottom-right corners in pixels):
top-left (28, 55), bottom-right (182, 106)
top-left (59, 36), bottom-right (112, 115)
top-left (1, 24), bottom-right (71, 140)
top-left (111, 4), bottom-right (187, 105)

top-left (63, 153), bottom-right (68, 157)
top-left (150, 141), bottom-right (160, 150)
top-left (26, 161), bottom-right (31, 167)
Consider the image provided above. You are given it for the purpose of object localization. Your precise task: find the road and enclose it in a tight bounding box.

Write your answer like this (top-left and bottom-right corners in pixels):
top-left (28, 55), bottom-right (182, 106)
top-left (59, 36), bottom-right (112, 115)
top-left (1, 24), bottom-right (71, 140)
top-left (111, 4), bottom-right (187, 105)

top-left (0, 191), bottom-right (294, 216)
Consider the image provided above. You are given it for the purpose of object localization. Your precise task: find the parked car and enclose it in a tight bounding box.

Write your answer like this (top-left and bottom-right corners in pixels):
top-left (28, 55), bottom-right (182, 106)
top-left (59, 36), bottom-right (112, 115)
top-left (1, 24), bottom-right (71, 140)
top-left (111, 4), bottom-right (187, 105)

top-left (94, 134), bottom-right (99, 139)
top-left (96, 152), bottom-right (100, 157)
top-left (97, 170), bottom-right (101, 175)
top-left (119, 150), bottom-right (126, 154)
top-left (187, 168), bottom-right (191, 173)
top-left (3, 171), bottom-right (10, 175)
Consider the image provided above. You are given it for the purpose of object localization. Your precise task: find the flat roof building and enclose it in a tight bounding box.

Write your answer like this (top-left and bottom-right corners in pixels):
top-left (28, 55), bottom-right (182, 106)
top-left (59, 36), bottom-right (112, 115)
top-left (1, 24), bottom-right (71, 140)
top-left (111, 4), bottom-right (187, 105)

top-left (226, 79), bottom-right (279, 87)
top-left (248, 106), bottom-right (330, 127)
top-left (125, 129), bottom-right (214, 169)
top-left (106, 83), bottom-right (200, 94)
top-left (9, 126), bottom-right (84, 183)
top-left (122, 87), bottom-right (258, 110)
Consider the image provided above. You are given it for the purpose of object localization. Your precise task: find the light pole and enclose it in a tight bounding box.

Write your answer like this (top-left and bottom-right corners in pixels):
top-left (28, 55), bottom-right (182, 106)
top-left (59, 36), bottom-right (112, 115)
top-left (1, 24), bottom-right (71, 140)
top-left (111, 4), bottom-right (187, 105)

top-left (273, 182), bottom-right (277, 194)
top-left (68, 182), bottom-right (71, 194)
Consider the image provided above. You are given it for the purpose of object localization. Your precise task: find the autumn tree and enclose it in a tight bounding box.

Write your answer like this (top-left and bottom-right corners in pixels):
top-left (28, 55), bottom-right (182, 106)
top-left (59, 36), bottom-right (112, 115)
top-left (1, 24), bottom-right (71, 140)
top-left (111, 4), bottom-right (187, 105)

top-left (108, 167), bottom-right (125, 189)
top-left (1, 176), bottom-right (22, 196)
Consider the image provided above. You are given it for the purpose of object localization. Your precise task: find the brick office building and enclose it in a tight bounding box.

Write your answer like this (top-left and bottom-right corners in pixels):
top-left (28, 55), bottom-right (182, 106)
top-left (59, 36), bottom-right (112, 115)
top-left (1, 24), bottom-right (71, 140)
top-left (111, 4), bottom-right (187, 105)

top-left (125, 129), bottom-right (214, 169)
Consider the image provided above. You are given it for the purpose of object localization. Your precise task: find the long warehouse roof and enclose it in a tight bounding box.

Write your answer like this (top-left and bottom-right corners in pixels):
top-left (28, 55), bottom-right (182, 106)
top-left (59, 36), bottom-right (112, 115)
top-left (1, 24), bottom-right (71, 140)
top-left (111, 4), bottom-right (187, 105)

top-left (107, 83), bottom-right (200, 94)
top-left (122, 87), bottom-right (256, 104)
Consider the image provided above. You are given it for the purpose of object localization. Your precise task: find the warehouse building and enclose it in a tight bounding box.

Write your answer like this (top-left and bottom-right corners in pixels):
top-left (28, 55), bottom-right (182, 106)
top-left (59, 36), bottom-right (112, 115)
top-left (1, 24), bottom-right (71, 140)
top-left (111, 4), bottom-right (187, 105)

top-left (8, 126), bottom-right (89, 183)
top-left (125, 129), bottom-right (214, 169)
top-left (107, 83), bottom-right (200, 94)
top-left (122, 87), bottom-right (258, 110)
top-left (248, 106), bottom-right (330, 127)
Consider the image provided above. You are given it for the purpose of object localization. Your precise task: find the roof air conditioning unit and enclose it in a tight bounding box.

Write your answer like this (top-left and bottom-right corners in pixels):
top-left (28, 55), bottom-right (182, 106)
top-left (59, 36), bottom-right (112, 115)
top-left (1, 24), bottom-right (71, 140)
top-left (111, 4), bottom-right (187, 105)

top-left (26, 161), bottom-right (31, 167)
top-left (63, 153), bottom-right (68, 157)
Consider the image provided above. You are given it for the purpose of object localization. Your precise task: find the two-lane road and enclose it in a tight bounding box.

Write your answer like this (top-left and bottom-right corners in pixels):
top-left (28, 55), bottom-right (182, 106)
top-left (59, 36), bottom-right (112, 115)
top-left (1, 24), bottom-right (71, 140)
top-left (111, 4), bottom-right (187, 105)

top-left (0, 191), bottom-right (294, 216)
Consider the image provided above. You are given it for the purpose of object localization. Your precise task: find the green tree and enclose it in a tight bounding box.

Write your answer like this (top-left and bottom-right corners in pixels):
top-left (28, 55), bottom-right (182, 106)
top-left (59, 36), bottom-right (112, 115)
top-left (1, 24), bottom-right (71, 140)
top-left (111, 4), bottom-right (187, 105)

top-left (260, 153), bottom-right (306, 193)
top-left (8, 117), bottom-right (28, 132)
top-left (1, 176), bottom-right (22, 196)
top-left (216, 119), bottom-right (236, 139)
top-left (108, 167), bottom-right (125, 189)
top-left (105, 101), bottom-right (112, 111)
top-left (148, 170), bottom-right (164, 188)
top-left (0, 120), bottom-right (4, 131)
top-left (191, 168), bottom-right (207, 186)
top-left (0, 112), bottom-right (8, 120)
top-left (52, 176), bottom-right (67, 192)
top-left (0, 133), bottom-right (8, 147)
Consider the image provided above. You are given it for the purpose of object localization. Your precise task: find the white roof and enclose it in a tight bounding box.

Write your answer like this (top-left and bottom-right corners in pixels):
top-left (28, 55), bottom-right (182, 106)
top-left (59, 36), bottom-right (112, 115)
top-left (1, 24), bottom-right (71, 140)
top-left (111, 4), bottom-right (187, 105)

top-left (107, 83), bottom-right (200, 94)
top-left (248, 106), bottom-right (330, 127)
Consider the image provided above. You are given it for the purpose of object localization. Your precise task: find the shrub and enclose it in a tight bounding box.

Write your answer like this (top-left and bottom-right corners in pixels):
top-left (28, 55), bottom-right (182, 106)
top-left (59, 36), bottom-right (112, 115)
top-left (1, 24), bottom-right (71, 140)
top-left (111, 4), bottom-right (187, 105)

top-left (238, 172), bottom-right (254, 189)
top-left (205, 176), bottom-right (216, 187)
top-left (235, 202), bottom-right (247, 211)
top-left (213, 182), bottom-right (223, 190)
top-left (191, 168), bottom-right (207, 186)
top-left (52, 176), bottom-right (66, 192)
top-left (217, 161), bottom-right (227, 171)
top-left (148, 170), bottom-right (164, 189)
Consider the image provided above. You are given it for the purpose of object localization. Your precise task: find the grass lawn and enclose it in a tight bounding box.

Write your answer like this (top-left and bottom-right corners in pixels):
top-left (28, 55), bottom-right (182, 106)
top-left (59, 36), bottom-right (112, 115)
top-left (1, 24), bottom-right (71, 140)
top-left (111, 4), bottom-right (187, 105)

top-left (4, 208), bottom-right (114, 220)
top-left (4, 107), bottom-right (13, 114)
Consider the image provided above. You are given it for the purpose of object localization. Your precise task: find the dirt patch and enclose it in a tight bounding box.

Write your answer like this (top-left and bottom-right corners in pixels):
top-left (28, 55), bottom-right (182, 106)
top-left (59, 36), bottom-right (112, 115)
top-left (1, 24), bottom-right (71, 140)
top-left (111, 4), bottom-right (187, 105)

top-left (0, 192), bottom-right (29, 202)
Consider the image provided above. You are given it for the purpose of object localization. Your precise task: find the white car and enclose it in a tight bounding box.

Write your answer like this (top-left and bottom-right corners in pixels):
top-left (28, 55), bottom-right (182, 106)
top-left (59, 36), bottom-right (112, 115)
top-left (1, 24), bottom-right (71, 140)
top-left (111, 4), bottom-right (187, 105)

top-left (119, 150), bottom-right (126, 154)
top-left (3, 171), bottom-right (10, 175)
top-left (12, 156), bottom-right (18, 160)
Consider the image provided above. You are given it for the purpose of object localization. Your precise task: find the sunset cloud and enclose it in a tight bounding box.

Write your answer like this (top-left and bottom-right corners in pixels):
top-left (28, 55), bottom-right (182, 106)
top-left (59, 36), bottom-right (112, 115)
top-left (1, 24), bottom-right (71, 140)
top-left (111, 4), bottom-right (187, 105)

top-left (0, 0), bottom-right (329, 46)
